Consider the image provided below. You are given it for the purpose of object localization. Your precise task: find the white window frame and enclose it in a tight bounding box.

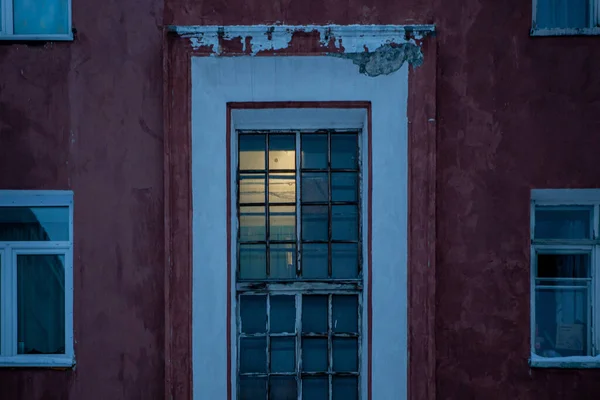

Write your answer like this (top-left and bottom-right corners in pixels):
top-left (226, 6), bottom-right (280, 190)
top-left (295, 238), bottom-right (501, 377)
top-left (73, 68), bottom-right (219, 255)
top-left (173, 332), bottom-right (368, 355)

top-left (530, 189), bottom-right (600, 368)
top-left (0, 0), bottom-right (72, 41)
top-left (0, 190), bottom-right (74, 367)
top-left (531, 0), bottom-right (600, 36)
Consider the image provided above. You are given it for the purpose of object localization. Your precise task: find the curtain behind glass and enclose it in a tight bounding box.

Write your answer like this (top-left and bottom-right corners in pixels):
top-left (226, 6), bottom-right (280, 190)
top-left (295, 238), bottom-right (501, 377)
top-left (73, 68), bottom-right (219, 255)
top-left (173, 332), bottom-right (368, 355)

top-left (537, 0), bottom-right (589, 28)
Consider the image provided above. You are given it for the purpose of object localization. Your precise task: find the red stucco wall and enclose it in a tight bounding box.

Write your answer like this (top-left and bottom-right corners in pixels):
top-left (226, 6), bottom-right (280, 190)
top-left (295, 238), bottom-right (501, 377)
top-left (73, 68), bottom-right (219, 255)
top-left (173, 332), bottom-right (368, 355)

top-left (1, 0), bottom-right (600, 398)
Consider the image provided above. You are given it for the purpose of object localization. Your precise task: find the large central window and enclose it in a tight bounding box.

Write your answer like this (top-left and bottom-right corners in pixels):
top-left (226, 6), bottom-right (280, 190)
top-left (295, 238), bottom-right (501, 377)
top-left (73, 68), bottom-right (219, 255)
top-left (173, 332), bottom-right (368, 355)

top-left (236, 129), bottom-right (362, 399)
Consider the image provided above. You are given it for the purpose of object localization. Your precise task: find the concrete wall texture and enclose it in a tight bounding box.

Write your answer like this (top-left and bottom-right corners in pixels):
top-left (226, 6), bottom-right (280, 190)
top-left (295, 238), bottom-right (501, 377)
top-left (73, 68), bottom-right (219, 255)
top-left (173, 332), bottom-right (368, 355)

top-left (1, 0), bottom-right (599, 398)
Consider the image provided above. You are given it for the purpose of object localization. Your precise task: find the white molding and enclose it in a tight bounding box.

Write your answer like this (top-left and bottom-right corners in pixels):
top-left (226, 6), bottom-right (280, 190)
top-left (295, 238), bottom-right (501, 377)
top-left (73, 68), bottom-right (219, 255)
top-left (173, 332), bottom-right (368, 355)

top-left (532, 189), bottom-right (600, 205)
top-left (530, 354), bottom-right (600, 368)
top-left (0, 190), bottom-right (73, 207)
top-left (232, 108), bottom-right (367, 131)
top-left (531, 27), bottom-right (600, 36)
top-left (0, 355), bottom-right (75, 367)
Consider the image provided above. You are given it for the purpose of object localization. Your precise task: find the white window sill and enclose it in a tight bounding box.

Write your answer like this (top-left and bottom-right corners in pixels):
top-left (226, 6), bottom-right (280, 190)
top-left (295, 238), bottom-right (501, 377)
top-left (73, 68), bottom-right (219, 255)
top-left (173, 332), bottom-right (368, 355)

top-left (0, 34), bottom-right (73, 41)
top-left (0, 355), bottom-right (75, 368)
top-left (529, 354), bottom-right (600, 369)
top-left (531, 27), bottom-right (600, 37)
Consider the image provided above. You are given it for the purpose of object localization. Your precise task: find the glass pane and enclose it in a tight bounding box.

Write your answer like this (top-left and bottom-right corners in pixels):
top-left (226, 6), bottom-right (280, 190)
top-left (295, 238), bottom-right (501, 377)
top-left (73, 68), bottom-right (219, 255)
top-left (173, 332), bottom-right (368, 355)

top-left (333, 338), bottom-right (358, 372)
top-left (331, 134), bottom-right (358, 169)
top-left (302, 296), bottom-right (328, 333)
top-left (302, 244), bottom-right (328, 278)
top-left (0, 207), bottom-right (69, 241)
top-left (240, 377), bottom-right (267, 399)
top-left (13, 0), bottom-right (69, 35)
top-left (536, 0), bottom-right (588, 29)
top-left (303, 377), bottom-right (328, 400)
top-left (332, 205), bottom-right (358, 241)
top-left (332, 295), bottom-right (358, 333)
top-left (535, 207), bottom-right (592, 239)
top-left (17, 254), bottom-right (65, 354)
top-left (240, 206), bottom-right (265, 242)
top-left (240, 173), bottom-right (265, 204)
top-left (537, 254), bottom-right (590, 278)
top-left (302, 206), bottom-right (328, 241)
top-left (269, 173), bottom-right (296, 203)
top-left (535, 288), bottom-right (589, 357)
top-left (270, 244), bottom-right (296, 279)
top-left (302, 134), bottom-right (328, 169)
top-left (239, 244), bottom-right (267, 279)
top-left (239, 134), bottom-right (266, 170)
top-left (271, 337), bottom-right (295, 372)
top-left (302, 338), bottom-right (328, 371)
top-left (269, 135), bottom-right (296, 170)
top-left (333, 377), bottom-right (358, 400)
top-left (240, 295), bottom-right (266, 334)
top-left (302, 173), bottom-right (329, 203)
top-left (270, 295), bottom-right (295, 333)
top-left (270, 376), bottom-right (297, 400)
top-left (332, 173), bottom-right (358, 202)
top-left (270, 206), bottom-right (295, 241)
top-left (240, 337), bottom-right (267, 373)
top-left (332, 243), bottom-right (359, 279)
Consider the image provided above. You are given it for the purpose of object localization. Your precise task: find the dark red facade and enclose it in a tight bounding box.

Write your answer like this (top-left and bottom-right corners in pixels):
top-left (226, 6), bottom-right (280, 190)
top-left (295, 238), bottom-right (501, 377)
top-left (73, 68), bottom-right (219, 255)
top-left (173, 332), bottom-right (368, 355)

top-left (1, 0), bottom-right (600, 398)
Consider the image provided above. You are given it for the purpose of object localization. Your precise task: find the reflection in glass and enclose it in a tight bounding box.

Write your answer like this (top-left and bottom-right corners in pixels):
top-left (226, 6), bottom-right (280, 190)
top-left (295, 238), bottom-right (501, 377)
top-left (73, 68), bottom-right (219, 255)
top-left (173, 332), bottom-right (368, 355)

top-left (331, 134), bottom-right (358, 169)
top-left (303, 377), bottom-right (328, 400)
top-left (240, 173), bottom-right (266, 204)
top-left (13, 0), bottom-right (69, 35)
top-left (302, 338), bottom-right (328, 371)
top-left (332, 205), bottom-right (358, 241)
top-left (302, 206), bottom-right (328, 241)
top-left (270, 244), bottom-right (296, 279)
top-left (302, 244), bottom-right (328, 278)
top-left (302, 173), bottom-right (329, 203)
top-left (271, 337), bottom-right (295, 372)
top-left (535, 207), bottom-right (592, 239)
top-left (333, 337), bottom-right (358, 372)
top-left (239, 134), bottom-right (266, 170)
top-left (333, 377), bottom-right (358, 400)
top-left (332, 295), bottom-right (358, 333)
top-left (332, 243), bottom-right (359, 278)
top-left (0, 207), bottom-right (69, 241)
top-left (269, 173), bottom-right (296, 203)
top-left (240, 206), bottom-right (265, 242)
top-left (270, 376), bottom-right (297, 400)
top-left (270, 295), bottom-right (295, 333)
top-left (240, 295), bottom-right (266, 334)
top-left (269, 206), bottom-right (295, 241)
top-left (302, 296), bottom-right (328, 333)
top-left (332, 173), bottom-right (358, 202)
top-left (240, 377), bottom-right (267, 399)
top-left (17, 254), bottom-right (65, 354)
top-left (302, 134), bottom-right (328, 169)
top-left (239, 244), bottom-right (267, 279)
top-left (269, 135), bottom-right (296, 170)
top-left (240, 337), bottom-right (267, 373)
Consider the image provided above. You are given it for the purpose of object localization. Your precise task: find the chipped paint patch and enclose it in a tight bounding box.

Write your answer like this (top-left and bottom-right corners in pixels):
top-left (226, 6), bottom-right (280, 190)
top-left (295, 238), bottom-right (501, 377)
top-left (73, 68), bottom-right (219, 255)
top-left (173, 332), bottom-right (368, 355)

top-left (332, 43), bottom-right (423, 77)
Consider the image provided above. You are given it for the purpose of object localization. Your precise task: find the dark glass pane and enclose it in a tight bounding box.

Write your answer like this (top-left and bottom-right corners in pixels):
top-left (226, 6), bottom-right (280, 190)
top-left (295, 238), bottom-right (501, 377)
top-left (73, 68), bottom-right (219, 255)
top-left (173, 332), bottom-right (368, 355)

top-left (271, 337), bottom-right (295, 372)
top-left (536, 0), bottom-right (588, 29)
top-left (331, 134), bottom-right (358, 169)
top-left (269, 135), bottom-right (296, 170)
top-left (302, 206), bottom-right (328, 241)
top-left (17, 254), bottom-right (65, 354)
top-left (302, 377), bottom-right (328, 400)
top-left (302, 244), bottom-right (328, 278)
top-left (332, 173), bottom-right (358, 202)
top-left (332, 295), bottom-right (358, 333)
top-left (333, 338), bottom-right (358, 372)
top-left (333, 377), bottom-right (358, 400)
top-left (331, 243), bottom-right (359, 279)
top-left (239, 244), bottom-right (267, 279)
top-left (537, 254), bottom-right (590, 278)
top-left (332, 205), bottom-right (358, 241)
top-left (13, 0), bottom-right (69, 35)
top-left (302, 296), bottom-right (327, 333)
top-left (239, 134), bottom-right (266, 170)
top-left (240, 337), bottom-right (267, 373)
top-left (269, 173), bottom-right (296, 203)
top-left (240, 295), bottom-right (266, 334)
top-left (535, 207), bottom-right (592, 239)
top-left (302, 134), bottom-right (328, 169)
top-left (0, 207), bottom-right (69, 241)
top-left (240, 377), bottom-right (267, 399)
top-left (269, 206), bottom-right (295, 241)
top-left (302, 173), bottom-right (329, 203)
top-left (302, 338), bottom-right (328, 371)
top-left (240, 206), bottom-right (265, 242)
top-left (270, 376), bottom-right (297, 400)
top-left (239, 173), bottom-right (266, 204)
top-left (271, 295), bottom-right (295, 333)
top-left (270, 244), bottom-right (296, 279)
top-left (535, 287), bottom-right (589, 357)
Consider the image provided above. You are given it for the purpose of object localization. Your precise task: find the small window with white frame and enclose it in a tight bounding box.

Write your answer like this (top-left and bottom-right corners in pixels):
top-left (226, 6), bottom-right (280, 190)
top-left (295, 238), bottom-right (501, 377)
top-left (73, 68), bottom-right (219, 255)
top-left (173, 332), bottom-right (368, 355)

top-left (530, 189), bottom-right (600, 368)
top-left (0, 0), bottom-right (72, 40)
top-left (0, 191), bottom-right (74, 367)
top-left (532, 0), bottom-right (600, 36)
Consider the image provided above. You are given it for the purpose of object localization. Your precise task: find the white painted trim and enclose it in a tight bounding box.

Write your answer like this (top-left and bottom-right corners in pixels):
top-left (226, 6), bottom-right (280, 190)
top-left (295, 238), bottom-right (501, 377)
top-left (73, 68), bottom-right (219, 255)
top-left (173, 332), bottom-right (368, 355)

top-left (0, 33), bottom-right (73, 41)
top-left (530, 354), bottom-right (600, 368)
top-left (0, 355), bottom-right (74, 367)
top-left (0, 190), bottom-right (74, 207)
top-left (192, 56), bottom-right (409, 399)
top-left (531, 189), bottom-right (600, 205)
top-left (232, 108), bottom-right (367, 131)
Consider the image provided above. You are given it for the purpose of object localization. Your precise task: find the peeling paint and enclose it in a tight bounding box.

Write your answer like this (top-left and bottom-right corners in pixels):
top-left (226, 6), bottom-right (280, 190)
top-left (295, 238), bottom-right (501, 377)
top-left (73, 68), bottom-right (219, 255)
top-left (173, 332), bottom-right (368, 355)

top-left (332, 43), bottom-right (423, 77)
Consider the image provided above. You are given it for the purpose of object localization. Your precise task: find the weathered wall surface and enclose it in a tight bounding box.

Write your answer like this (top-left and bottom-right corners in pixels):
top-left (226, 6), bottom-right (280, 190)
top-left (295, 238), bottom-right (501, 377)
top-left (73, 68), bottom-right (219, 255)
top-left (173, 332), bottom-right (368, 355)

top-left (0, 0), bottom-right (165, 397)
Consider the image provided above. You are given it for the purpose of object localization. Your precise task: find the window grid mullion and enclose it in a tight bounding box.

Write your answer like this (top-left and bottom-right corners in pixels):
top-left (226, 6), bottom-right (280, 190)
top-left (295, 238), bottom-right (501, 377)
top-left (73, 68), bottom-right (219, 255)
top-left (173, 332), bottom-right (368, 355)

top-left (327, 132), bottom-right (332, 278)
top-left (0, 246), bottom-right (7, 356)
top-left (265, 135), bottom-right (271, 278)
top-left (296, 131), bottom-right (302, 278)
top-left (295, 294), bottom-right (302, 400)
top-left (2, 0), bottom-right (14, 35)
top-left (328, 294), bottom-right (333, 400)
top-left (266, 294), bottom-right (271, 400)
top-left (9, 247), bottom-right (17, 356)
